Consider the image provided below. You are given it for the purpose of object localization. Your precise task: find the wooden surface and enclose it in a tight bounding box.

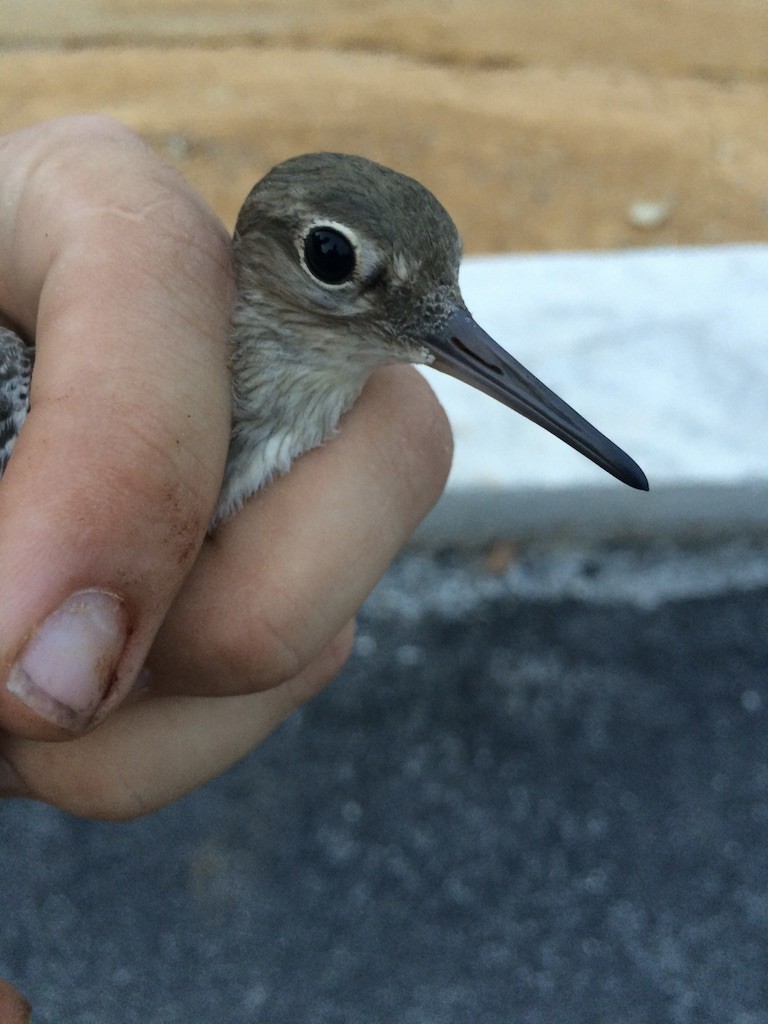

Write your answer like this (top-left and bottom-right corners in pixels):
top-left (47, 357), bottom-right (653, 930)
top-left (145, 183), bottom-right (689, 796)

top-left (1, 0), bottom-right (767, 251)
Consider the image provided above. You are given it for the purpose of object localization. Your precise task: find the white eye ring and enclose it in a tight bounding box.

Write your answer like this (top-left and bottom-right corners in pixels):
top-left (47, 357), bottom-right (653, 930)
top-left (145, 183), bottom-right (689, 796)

top-left (299, 220), bottom-right (360, 287)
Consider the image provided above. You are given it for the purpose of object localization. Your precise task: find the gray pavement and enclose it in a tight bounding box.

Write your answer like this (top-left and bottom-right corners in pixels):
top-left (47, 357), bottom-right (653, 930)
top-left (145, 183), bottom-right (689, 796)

top-left (2, 539), bottom-right (768, 1024)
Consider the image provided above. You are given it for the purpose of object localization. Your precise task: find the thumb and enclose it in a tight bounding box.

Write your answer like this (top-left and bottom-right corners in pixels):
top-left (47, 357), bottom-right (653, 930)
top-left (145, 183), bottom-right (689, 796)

top-left (0, 117), bottom-right (233, 740)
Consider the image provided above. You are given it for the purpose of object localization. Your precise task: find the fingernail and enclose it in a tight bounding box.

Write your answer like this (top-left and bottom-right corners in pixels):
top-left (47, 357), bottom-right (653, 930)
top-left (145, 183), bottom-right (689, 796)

top-left (0, 754), bottom-right (27, 798)
top-left (7, 589), bottom-right (129, 731)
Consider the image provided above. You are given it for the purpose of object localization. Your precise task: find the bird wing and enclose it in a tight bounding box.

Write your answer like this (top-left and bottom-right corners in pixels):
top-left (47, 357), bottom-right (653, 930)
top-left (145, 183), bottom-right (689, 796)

top-left (0, 327), bottom-right (34, 476)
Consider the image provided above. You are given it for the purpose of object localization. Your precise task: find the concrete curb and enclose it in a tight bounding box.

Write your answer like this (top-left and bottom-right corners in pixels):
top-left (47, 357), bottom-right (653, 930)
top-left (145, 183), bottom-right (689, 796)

top-left (410, 245), bottom-right (768, 546)
top-left (413, 480), bottom-right (768, 547)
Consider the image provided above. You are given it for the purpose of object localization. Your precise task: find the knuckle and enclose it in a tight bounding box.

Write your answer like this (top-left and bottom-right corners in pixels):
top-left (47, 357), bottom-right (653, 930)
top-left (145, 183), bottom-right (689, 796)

top-left (22, 115), bottom-right (147, 202)
top-left (215, 597), bottom-right (305, 693)
top-left (39, 763), bottom-right (156, 822)
top-left (50, 113), bottom-right (146, 151)
top-left (280, 621), bottom-right (357, 710)
top-left (76, 786), bottom-right (152, 823)
top-left (214, 592), bottom-right (360, 697)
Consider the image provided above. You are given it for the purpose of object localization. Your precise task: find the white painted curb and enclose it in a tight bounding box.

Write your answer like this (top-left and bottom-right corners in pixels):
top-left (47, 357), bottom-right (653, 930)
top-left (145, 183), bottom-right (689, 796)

top-left (414, 245), bottom-right (768, 545)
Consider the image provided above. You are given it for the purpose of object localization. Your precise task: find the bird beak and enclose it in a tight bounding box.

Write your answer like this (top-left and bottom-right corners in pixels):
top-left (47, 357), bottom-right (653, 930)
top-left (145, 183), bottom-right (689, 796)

top-left (427, 309), bottom-right (649, 490)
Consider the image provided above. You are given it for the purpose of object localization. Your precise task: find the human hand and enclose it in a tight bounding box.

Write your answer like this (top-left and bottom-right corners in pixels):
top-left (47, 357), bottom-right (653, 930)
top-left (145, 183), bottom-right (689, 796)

top-left (0, 116), bottom-right (452, 819)
top-left (0, 978), bottom-right (30, 1024)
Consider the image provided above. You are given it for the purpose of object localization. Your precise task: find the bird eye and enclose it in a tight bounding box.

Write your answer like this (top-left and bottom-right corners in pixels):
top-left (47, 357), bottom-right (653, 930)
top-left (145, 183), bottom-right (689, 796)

top-left (303, 226), bottom-right (356, 285)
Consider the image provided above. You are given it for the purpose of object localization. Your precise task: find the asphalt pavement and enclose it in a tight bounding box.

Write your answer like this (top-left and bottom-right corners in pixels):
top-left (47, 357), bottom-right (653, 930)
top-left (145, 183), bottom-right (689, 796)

top-left (2, 539), bottom-right (767, 1024)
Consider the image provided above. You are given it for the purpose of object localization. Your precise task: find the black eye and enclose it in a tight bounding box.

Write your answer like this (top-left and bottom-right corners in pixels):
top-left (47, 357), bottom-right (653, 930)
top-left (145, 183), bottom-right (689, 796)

top-left (303, 226), bottom-right (356, 285)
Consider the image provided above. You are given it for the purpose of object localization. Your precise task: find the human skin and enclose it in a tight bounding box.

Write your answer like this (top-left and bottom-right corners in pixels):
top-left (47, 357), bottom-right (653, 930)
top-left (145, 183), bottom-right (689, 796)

top-left (0, 116), bottom-right (453, 820)
top-left (0, 978), bottom-right (31, 1023)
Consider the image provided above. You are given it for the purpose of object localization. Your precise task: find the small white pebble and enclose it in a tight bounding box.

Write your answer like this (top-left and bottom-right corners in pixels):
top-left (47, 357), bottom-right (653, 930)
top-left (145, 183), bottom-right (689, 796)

top-left (396, 643), bottom-right (424, 667)
top-left (341, 800), bottom-right (363, 824)
top-left (355, 634), bottom-right (378, 658)
top-left (741, 689), bottom-right (763, 713)
top-left (627, 199), bottom-right (674, 230)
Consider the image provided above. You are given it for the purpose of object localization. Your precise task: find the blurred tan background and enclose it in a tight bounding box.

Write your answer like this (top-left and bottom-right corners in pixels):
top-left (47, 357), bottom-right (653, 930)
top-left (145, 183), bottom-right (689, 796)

top-left (1, 0), bottom-right (766, 252)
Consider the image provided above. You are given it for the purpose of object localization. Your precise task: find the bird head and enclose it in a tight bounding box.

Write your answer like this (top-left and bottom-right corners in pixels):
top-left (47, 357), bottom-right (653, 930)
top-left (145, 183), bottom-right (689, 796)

top-left (233, 152), bottom-right (464, 364)
top-left (232, 152), bottom-right (648, 491)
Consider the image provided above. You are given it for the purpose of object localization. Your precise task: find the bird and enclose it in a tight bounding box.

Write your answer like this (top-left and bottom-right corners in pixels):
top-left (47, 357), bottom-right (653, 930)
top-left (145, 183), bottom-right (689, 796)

top-left (0, 152), bottom-right (648, 526)
top-left (0, 326), bottom-right (33, 478)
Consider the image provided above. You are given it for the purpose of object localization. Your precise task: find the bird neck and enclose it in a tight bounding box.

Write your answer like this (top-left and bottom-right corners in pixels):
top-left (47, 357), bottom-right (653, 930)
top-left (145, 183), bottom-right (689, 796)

top-left (213, 292), bottom-right (377, 524)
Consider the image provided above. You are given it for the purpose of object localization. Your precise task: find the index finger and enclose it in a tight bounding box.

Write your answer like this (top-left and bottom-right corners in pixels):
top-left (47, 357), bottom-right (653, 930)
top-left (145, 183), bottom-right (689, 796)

top-left (0, 116), bottom-right (233, 739)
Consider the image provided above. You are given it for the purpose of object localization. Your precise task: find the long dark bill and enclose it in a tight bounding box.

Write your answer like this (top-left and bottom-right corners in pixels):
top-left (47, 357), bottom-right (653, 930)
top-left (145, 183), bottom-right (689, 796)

top-left (429, 310), bottom-right (649, 491)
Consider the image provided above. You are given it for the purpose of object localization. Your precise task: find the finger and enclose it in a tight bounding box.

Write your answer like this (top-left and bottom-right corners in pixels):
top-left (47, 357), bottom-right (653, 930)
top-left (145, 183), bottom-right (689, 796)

top-left (148, 364), bottom-right (453, 696)
top-left (0, 117), bottom-right (233, 739)
top-left (0, 980), bottom-right (31, 1024)
top-left (0, 622), bottom-right (354, 819)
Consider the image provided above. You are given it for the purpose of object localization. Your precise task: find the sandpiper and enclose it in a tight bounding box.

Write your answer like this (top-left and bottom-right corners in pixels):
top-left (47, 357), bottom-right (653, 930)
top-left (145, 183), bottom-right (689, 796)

top-left (0, 152), bottom-right (648, 525)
